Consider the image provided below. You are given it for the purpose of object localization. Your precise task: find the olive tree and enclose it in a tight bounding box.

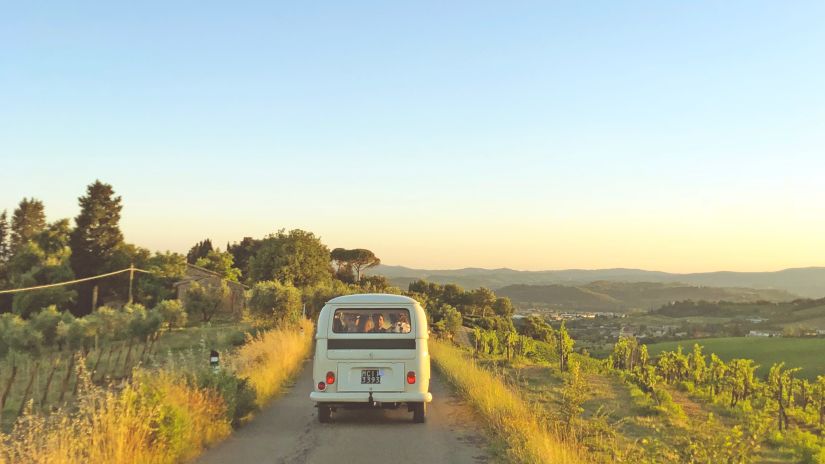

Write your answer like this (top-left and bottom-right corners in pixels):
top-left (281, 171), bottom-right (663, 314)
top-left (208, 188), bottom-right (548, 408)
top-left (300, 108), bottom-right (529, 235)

top-left (154, 299), bottom-right (188, 330)
top-left (184, 281), bottom-right (228, 323)
top-left (248, 280), bottom-right (302, 325)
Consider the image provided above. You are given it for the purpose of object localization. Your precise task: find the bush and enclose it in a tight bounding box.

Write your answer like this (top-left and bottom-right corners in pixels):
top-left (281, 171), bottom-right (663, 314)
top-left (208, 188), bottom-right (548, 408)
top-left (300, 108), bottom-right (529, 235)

top-left (429, 304), bottom-right (462, 338)
top-left (12, 286), bottom-right (76, 319)
top-left (653, 388), bottom-right (685, 419)
top-left (782, 429), bottom-right (825, 464)
top-left (155, 299), bottom-right (188, 329)
top-left (226, 330), bottom-right (248, 347)
top-left (194, 369), bottom-right (258, 427)
top-left (29, 305), bottom-right (63, 347)
top-left (676, 380), bottom-right (695, 393)
top-left (247, 280), bottom-right (302, 326)
top-left (184, 281), bottom-right (228, 323)
top-left (0, 313), bottom-right (43, 356)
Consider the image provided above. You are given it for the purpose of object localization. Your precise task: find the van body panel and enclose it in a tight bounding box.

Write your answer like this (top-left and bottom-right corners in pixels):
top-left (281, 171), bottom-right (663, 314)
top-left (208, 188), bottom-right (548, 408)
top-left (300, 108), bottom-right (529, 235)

top-left (328, 349), bottom-right (417, 360)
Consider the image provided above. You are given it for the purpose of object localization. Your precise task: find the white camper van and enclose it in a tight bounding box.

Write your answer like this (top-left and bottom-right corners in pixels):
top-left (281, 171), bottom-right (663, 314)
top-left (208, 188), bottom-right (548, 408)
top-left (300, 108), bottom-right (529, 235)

top-left (310, 294), bottom-right (432, 423)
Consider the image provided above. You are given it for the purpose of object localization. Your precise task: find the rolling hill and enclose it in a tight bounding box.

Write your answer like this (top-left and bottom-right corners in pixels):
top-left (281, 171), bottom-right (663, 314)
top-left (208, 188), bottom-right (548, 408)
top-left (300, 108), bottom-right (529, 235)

top-left (495, 281), bottom-right (797, 312)
top-left (368, 265), bottom-right (825, 298)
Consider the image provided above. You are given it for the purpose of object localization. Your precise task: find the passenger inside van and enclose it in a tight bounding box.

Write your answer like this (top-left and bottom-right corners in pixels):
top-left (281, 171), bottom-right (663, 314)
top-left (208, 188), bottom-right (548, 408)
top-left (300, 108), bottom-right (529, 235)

top-left (358, 314), bottom-right (375, 332)
top-left (393, 313), bottom-right (411, 333)
top-left (332, 309), bottom-right (412, 334)
top-left (371, 313), bottom-right (389, 332)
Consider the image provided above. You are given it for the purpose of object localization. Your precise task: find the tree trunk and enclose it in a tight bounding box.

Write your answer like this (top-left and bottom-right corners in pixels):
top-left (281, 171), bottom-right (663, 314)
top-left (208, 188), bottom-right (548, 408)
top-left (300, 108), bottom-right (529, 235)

top-left (820, 403), bottom-right (824, 429)
top-left (0, 360), bottom-right (18, 425)
top-left (801, 381), bottom-right (808, 411)
top-left (18, 360), bottom-right (40, 417)
top-left (40, 357), bottom-right (60, 408)
top-left (58, 353), bottom-right (76, 403)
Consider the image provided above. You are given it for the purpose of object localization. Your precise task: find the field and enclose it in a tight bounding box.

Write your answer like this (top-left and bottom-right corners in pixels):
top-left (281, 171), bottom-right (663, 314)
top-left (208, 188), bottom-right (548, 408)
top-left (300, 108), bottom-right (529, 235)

top-left (0, 321), bottom-right (255, 431)
top-left (648, 337), bottom-right (825, 380)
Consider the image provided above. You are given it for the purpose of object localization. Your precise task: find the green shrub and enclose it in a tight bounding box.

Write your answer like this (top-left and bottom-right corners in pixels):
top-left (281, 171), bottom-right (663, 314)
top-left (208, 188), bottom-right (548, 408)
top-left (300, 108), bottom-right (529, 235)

top-left (155, 299), bottom-right (188, 329)
top-left (653, 388), bottom-right (685, 419)
top-left (783, 429), bottom-right (825, 464)
top-left (226, 330), bottom-right (248, 347)
top-left (195, 369), bottom-right (258, 427)
top-left (676, 380), bottom-right (695, 393)
top-left (247, 280), bottom-right (302, 326)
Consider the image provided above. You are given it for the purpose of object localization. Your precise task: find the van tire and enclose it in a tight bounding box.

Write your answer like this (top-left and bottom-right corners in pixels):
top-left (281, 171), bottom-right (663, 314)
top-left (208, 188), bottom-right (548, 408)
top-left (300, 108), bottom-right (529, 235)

top-left (318, 404), bottom-right (331, 423)
top-left (412, 402), bottom-right (426, 423)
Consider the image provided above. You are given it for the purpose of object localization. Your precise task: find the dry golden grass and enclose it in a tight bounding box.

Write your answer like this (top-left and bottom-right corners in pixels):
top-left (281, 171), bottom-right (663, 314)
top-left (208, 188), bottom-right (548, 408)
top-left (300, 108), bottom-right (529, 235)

top-left (430, 340), bottom-right (589, 464)
top-left (0, 369), bottom-right (230, 464)
top-left (0, 321), bottom-right (314, 464)
top-left (235, 319), bottom-right (314, 405)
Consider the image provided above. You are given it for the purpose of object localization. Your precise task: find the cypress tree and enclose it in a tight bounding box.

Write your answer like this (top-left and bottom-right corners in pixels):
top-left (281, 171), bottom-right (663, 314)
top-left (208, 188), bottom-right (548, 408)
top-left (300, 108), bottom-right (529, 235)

top-left (10, 198), bottom-right (46, 251)
top-left (186, 239), bottom-right (213, 264)
top-left (69, 180), bottom-right (124, 314)
top-left (0, 210), bottom-right (9, 263)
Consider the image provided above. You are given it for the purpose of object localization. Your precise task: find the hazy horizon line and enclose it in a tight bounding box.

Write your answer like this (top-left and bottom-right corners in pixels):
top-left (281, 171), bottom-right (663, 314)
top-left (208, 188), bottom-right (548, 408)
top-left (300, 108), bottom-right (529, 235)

top-left (373, 263), bottom-right (825, 275)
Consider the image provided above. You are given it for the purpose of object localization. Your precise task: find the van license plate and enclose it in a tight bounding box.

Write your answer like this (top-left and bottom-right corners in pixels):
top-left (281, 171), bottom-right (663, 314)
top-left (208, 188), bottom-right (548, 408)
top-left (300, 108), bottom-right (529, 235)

top-left (361, 369), bottom-right (381, 384)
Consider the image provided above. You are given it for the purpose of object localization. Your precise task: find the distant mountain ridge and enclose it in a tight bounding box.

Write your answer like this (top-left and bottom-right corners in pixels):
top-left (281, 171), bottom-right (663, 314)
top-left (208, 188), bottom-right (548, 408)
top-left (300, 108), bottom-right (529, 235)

top-left (497, 281), bottom-right (797, 312)
top-left (367, 265), bottom-right (825, 298)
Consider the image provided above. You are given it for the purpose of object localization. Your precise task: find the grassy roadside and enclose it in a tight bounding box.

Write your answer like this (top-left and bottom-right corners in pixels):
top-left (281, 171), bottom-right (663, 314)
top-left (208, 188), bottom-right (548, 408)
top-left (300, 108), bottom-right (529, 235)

top-left (0, 320), bottom-right (314, 464)
top-left (430, 340), bottom-right (587, 464)
top-left (235, 319), bottom-right (314, 406)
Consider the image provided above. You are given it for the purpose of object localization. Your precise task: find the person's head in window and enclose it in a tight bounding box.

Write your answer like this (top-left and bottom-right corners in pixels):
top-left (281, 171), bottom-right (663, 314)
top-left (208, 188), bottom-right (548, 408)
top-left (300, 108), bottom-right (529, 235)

top-left (358, 315), bottom-right (374, 333)
top-left (346, 314), bottom-right (359, 332)
top-left (372, 313), bottom-right (387, 332)
top-left (333, 315), bottom-right (345, 332)
top-left (395, 312), bottom-right (411, 333)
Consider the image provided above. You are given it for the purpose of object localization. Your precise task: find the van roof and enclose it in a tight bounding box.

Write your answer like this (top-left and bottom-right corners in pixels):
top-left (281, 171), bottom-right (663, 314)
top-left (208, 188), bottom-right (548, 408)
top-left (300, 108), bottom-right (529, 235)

top-left (326, 293), bottom-right (418, 305)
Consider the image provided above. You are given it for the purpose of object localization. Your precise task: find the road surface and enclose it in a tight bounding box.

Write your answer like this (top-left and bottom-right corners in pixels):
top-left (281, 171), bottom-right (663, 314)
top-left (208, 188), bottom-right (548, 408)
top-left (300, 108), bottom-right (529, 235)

top-left (198, 360), bottom-right (491, 464)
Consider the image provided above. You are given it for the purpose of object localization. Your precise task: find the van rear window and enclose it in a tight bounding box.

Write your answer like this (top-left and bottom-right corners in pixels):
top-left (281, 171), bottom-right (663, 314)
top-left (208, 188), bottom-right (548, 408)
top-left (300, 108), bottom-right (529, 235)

top-left (333, 309), bottom-right (411, 334)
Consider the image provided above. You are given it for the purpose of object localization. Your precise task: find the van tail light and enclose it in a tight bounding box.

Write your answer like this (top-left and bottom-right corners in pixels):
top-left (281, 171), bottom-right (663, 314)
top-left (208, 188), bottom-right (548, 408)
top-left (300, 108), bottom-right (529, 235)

top-left (318, 381), bottom-right (326, 391)
top-left (407, 371), bottom-right (416, 384)
top-left (326, 371), bottom-right (335, 385)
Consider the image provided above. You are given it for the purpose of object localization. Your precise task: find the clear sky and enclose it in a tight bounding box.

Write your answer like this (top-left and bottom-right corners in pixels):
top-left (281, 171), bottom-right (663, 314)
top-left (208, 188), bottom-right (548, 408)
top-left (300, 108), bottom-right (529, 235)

top-left (2, 1), bottom-right (824, 273)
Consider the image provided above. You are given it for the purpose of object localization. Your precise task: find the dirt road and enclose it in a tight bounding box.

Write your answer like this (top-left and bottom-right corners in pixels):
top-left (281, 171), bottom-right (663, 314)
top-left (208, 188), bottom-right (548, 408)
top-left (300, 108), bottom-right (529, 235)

top-left (198, 361), bottom-right (491, 464)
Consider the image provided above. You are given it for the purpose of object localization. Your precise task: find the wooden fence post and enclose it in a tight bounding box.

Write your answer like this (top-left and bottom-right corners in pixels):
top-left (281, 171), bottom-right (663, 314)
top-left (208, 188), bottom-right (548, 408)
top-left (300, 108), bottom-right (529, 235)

top-left (72, 353), bottom-right (84, 398)
top-left (40, 357), bottom-right (60, 408)
top-left (58, 353), bottom-right (76, 403)
top-left (102, 344), bottom-right (116, 381)
top-left (91, 347), bottom-right (104, 381)
top-left (122, 338), bottom-right (134, 373)
top-left (18, 360), bottom-right (40, 417)
top-left (0, 359), bottom-right (19, 425)
top-left (113, 343), bottom-right (124, 377)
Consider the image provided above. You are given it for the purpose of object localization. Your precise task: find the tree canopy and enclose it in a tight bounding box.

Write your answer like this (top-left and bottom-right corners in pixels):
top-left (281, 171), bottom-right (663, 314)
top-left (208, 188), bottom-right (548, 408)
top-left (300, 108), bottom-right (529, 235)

top-left (247, 229), bottom-right (331, 286)
top-left (331, 248), bottom-right (381, 282)
top-left (0, 210), bottom-right (10, 263)
top-left (10, 198), bottom-right (46, 252)
top-left (186, 239), bottom-right (213, 264)
top-left (69, 180), bottom-right (124, 314)
top-left (195, 250), bottom-right (242, 282)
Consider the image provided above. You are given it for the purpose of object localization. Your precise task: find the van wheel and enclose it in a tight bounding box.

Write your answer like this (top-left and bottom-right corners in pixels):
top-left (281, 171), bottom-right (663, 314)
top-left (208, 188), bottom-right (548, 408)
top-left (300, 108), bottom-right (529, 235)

top-left (318, 404), bottom-right (331, 423)
top-left (412, 402), bottom-right (426, 423)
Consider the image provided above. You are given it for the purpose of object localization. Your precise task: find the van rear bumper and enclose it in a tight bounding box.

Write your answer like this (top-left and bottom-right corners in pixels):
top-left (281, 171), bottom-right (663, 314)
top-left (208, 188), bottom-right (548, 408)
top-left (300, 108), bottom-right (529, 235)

top-left (310, 391), bottom-right (432, 403)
